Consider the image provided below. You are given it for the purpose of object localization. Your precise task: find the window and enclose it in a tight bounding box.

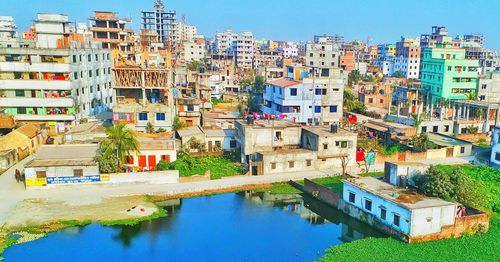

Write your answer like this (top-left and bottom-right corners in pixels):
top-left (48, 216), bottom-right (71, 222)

top-left (271, 163), bottom-right (276, 169)
top-left (393, 214), bottom-right (400, 226)
top-left (315, 89), bottom-right (326, 95)
top-left (340, 141), bottom-right (348, 148)
top-left (18, 108), bottom-right (26, 114)
top-left (444, 125), bottom-right (450, 132)
top-left (323, 143), bottom-right (328, 150)
top-left (421, 126), bottom-right (427, 133)
top-left (88, 54), bottom-right (91, 62)
top-left (306, 159), bottom-right (312, 166)
top-left (288, 161), bottom-right (294, 168)
top-left (138, 112), bottom-right (148, 121)
top-left (290, 88), bottom-right (297, 96)
top-left (315, 106), bottom-right (321, 113)
top-left (73, 72), bottom-right (78, 80)
top-left (460, 147), bottom-right (465, 154)
top-left (433, 126), bottom-right (438, 132)
top-left (118, 113), bottom-right (127, 120)
top-left (96, 69), bottom-right (99, 76)
top-left (380, 208), bottom-right (387, 220)
top-left (495, 152), bottom-right (500, 161)
top-left (15, 90), bottom-right (24, 97)
top-left (329, 105), bottom-right (337, 113)
top-left (36, 171), bottom-right (46, 178)
top-left (275, 131), bottom-right (282, 141)
top-left (72, 55), bottom-right (77, 63)
top-left (95, 54), bottom-right (99, 61)
top-left (365, 199), bottom-right (372, 211)
top-left (187, 105), bottom-right (194, 111)
top-left (348, 192), bottom-right (356, 203)
top-left (230, 140), bottom-right (237, 148)
top-left (368, 98), bottom-right (373, 103)
top-left (156, 113), bottom-right (166, 121)
top-left (89, 70), bottom-right (92, 77)
top-left (73, 169), bottom-right (83, 177)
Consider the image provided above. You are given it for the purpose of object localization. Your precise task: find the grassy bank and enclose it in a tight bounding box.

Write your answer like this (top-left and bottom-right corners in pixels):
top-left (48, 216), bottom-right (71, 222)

top-left (255, 172), bottom-right (384, 194)
top-left (319, 214), bottom-right (499, 262)
top-left (319, 165), bottom-right (500, 261)
top-left (157, 155), bottom-right (245, 179)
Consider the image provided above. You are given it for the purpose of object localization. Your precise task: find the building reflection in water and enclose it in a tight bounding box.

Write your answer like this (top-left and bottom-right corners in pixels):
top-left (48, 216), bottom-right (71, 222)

top-left (240, 191), bottom-right (387, 242)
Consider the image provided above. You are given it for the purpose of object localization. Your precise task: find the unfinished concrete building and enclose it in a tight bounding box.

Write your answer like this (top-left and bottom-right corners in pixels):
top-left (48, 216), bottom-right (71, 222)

top-left (88, 11), bottom-right (134, 54)
top-left (112, 67), bottom-right (174, 131)
top-left (141, 0), bottom-right (176, 44)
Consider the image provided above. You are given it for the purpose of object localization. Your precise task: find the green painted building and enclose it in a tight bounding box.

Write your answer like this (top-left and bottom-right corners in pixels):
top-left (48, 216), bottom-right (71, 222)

top-left (421, 42), bottom-right (479, 103)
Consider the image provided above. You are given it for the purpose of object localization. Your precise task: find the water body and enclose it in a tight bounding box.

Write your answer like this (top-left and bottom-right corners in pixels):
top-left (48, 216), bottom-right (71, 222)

top-left (4, 192), bottom-right (386, 261)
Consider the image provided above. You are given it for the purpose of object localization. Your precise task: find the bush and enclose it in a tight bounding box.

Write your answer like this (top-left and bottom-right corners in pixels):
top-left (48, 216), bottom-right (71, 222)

top-left (95, 154), bottom-right (120, 174)
top-left (156, 155), bottom-right (245, 179)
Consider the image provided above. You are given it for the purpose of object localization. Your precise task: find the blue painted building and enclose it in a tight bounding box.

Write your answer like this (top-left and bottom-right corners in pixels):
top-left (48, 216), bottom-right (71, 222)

top-left (342, 176), bottom-right (457, 237)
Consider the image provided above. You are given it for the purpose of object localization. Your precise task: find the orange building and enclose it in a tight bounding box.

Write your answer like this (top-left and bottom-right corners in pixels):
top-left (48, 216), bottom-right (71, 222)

top-left (340, 51), bottom-right (355, 72)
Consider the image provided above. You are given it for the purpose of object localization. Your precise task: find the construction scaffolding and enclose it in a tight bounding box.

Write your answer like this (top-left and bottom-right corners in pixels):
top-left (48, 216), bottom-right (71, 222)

top-left (113, 68), bottom-right (169, 88)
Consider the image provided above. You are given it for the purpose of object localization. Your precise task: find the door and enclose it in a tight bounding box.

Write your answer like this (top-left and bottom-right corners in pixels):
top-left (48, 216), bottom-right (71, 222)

top-left (148, 155), bottom-right (157, 170)
top-left (446, 148), bottom-right (454, 157)
top-left (208, 141), bottom-right (213, 152)
top-left (138, 155), bottom-right (147, 168)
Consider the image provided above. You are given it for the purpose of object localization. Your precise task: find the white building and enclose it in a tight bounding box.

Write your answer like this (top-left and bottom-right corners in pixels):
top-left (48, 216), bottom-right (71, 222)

top-left (478, 72), bottom-right (500, 104)
top-left (342, 176), bottom-right (457, 238)
top-left (283, 42), bottom-right (298, 58)
top-left (0, 16), bottom-right (17, 39)
top-left (231, 31), bottom-right (254, 69)
top-left (393, 37), bottom-right (421, 79)
top-left (171, 22), bottom-right (198, 45)
top-left (262, 65), bottom-right (343, 125)
top-left (0, 14), bottom-right (113, 133)
top-left (182, 34), bottom-right (206, 63)
top-left (215, 29), bottom-right (238, 55)
top-left (491, 127), bottom-right (500, 167)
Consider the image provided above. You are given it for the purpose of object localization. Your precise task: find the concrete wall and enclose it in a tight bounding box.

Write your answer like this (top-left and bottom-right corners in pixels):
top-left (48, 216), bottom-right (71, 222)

top-left (25, 165), bottom-right (100, 188)
top-left (410, 206), bottom-right (456, 237)
top-left (259, 151), bottom-right (317, 175)
top-left (426, 148), bottom-right (448, 159)
top-left (106, 170), bottom-right (179, 184)
top-left (491, 128), bottom-right (500, 166)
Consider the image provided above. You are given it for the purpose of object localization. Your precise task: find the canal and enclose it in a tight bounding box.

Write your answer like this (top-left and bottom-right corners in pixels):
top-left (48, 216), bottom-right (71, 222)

top-left (4, 192), bottom-right (386, 261)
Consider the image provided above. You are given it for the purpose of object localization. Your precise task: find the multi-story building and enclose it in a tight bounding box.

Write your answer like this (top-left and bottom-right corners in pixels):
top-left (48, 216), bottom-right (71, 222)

top-left (171, 22), bottom-right (197, 45)
top-left (393, 37), bottom-right (421, 79)
top-left (0, 14), bottom-right (113, 134)
top-left (88, 11), bottom-right (134, 54)
top-left (374, 54), bottom-right (394, 76)
top-left (282, 42), bottom-right (298, 58)
top-left (112, 67), bottom-right (174, 131)
top-left (262, 64), bottom-right (343, 125)
top-left (340, 51), bottom-right (355, 72)
top-left (0, 16), bottom-right (17, 39)
top-left (231, 31), bottom-right (254, 69)
top-left (305, 40), bottom-right (340, 68)
top-left (478, 72), bottom-right (500, 104)
top-left (421, 39), bottom-right (479, 102)
top-left (214, 29), bottom-right (237, 55)
top-left (141, 0), bottom-right (176, 44)
top-left (182, 34), bottom-right (206, 63)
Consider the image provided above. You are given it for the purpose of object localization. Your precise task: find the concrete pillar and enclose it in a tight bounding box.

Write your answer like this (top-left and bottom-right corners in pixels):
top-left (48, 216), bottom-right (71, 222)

top-left (484, 107), bottom-right (490, 133)
top-left (466, 105), bottom-right (470, 121)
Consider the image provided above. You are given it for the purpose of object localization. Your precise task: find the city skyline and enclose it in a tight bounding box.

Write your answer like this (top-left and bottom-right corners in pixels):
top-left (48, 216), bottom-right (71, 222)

top-left (1, 0), bottom-right (499, 49)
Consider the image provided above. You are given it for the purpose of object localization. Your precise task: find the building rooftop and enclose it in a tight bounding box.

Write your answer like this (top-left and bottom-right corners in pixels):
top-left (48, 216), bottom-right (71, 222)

top-left (258, 148), bottom-right (314, 156)
top-left (303, 126), bottom-right (355, 137)
top-left (428, 133), bottom-right (471, 147)
top-left (237, 119), bottom-right (301, 129)
top-left (0, 115), bottom-right (16, 129)
top-left (16, 124), bottom-right (39, 138)
top-left (65, 122), bottom-right (105, 135)
top-left (27, 144), bottom-right (98, 167)
top-left (268, 78), bottom-right (301, 88)
top-left (343, 177), bottom-right (456, 210)
top-left (176, 126), bottom-right (204, 137)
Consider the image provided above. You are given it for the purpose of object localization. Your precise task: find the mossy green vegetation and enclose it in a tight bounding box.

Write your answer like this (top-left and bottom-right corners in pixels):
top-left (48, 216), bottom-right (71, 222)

top-left (319, 165), bottom-right (500, 261)
top-left (318, 214), bottom-right (499, 262)
top-left (156, 155), bottom-right (245, 179)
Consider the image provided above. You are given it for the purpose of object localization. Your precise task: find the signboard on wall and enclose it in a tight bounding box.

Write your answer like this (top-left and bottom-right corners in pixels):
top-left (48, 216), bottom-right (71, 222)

top-left (46, 175), bottom-right (101, 185)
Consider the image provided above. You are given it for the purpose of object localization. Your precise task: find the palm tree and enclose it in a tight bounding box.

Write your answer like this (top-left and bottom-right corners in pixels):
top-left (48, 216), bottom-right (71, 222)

top-left (100, 123), bottom-right (140, 165)
top-left (466, 92), bottom-right (478, 101)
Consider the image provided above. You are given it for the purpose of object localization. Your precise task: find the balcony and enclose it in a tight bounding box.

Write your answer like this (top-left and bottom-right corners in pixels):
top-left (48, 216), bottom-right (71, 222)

top-left (178, 111), bottom-right (201, 117)
top-left (0, 62), bottom-right (70, 73)
top-left (0, 97), bottom-right (73, 107)
top-left (15, 114), bottom-right (75, 121)
top-left (0, 79), bottom-right (72, 90)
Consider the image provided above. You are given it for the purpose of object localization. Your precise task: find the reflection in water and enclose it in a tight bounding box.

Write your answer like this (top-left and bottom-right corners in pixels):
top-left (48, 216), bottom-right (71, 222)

top-left (5, 193), bottom-right (387, 261)
top-left (241, 191), bottom-right (386, 242)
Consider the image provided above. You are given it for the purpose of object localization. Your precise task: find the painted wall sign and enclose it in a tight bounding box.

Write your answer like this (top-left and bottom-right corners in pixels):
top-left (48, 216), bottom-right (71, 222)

top-left (46, 175), bottom-right (101, 185)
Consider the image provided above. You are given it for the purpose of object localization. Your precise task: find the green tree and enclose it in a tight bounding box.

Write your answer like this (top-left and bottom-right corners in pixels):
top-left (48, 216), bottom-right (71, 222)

top-left (410, 113), bottom-right (423, 129)
top-left (347, 70), bottom-right (362, 87)
top-left (466, 91), bottom-right (478, 101)
top-left (391, 71), bottom-right (405, 78)
top-left (188, 60), bottom-right (203, 71)
top-left (343, 88), bottom-right (367, 114)
top-left (253, 75), bottom-right (265, 93)
top-left (145, 122), bottom-right (154, 134)
top-left (409, 133), bottom-right (435, 152)
top-left (99, 123), bottom-right (140, 165)
top-left (172, 117), bottom-right (187, 132)
top-left (94, 153), bottom-right (120, 173)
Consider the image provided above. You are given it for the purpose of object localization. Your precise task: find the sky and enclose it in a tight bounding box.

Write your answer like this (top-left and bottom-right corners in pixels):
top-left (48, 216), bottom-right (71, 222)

top-left (1, 0), bottom-right (499, 50)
